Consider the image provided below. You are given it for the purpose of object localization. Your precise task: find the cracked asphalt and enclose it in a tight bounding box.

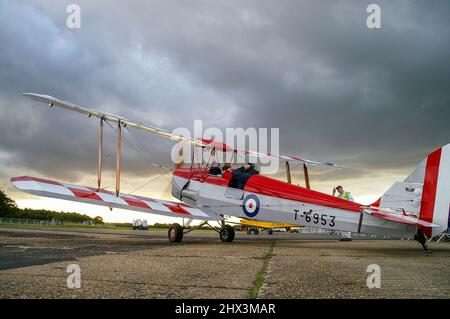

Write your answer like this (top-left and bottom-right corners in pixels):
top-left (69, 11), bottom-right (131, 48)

top-left (0, 226), bottom-right (449, 298)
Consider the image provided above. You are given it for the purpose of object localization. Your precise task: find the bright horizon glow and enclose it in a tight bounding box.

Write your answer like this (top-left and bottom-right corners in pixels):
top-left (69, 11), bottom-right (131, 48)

top-left (15, 198), bottom-right (181, 224)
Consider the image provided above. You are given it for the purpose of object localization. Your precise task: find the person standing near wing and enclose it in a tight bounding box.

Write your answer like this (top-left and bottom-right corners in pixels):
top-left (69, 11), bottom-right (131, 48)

top-left (332, 185), bottom-right (354, 241)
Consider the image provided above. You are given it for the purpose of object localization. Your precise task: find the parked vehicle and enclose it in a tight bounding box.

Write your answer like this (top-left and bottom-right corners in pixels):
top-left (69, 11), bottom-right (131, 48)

top-left (246, 226), bottom-right (259, 235)
top-left (132, 219), bottom-right (149, 230)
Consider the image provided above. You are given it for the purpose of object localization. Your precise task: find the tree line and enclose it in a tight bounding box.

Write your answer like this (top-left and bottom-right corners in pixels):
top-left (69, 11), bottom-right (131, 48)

top-left (0, 190), bottom-right (104, 224)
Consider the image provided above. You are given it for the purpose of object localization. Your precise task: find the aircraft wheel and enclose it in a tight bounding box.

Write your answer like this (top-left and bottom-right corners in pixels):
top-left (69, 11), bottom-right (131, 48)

top-left (168, 223), bottom-right (183, 243)
top-left (268, 230), bottom-right (273, 235)
top-left (254, 229), bottom-right (259, 235)
top-left (220, 225), bottom-right (235, 242)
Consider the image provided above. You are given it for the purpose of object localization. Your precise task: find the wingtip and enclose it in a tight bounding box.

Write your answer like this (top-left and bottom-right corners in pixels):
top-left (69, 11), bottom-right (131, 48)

top-left (21, 93), bottom-right (56, 103)
top-left (22, 92), bottom-right (42, 99)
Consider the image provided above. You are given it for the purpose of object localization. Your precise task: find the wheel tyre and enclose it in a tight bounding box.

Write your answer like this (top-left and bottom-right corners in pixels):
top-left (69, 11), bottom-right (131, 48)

top-left (168, 223), bottom-right (183, 243)
top-left (268, 230), bottom-right (273, 235)
top-left (220, 225), bottom-right (235, 243)
top-left (255, 230), bottom-right (259, 235)
top-left (247, 228), bottom-right (251, 235)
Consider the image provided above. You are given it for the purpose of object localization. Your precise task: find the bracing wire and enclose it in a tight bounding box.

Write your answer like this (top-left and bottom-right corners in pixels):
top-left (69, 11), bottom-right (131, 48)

top-left (272, 161), bottom-right (302, 179)
top-left (102, 120), bottom-right (173, 194)
top-left (124, 126), bottom-right (171, 171)
top-left (128, 170), bottom-right (172, 195)
top-left (104, 120), bottom-right (172, 172)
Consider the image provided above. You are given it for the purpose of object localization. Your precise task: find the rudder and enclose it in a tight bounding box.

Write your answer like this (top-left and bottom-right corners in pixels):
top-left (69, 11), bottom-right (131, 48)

top-left (407, 144), bottom-right (450, 238)
top-left (374, 143), bottom-right (450, 238)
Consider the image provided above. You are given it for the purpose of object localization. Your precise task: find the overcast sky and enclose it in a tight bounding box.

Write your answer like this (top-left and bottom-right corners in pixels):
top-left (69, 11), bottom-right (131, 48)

top-left (0, 1), bottom-right (449, 221)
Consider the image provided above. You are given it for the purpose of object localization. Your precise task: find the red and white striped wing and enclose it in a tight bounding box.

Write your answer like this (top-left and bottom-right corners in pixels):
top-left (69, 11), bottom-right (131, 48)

top-left (11, 176), bottom-right (218, 221)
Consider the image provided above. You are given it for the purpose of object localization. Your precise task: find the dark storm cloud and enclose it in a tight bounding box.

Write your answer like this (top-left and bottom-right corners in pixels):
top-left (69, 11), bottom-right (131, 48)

top-left (0, 0), bottom-right (449, 191)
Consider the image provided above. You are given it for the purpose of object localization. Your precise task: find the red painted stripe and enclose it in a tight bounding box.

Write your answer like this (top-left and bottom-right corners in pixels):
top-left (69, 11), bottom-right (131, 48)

top-left (174, 167), bottom-right (207, 180)
top-left (11, 176), bottom-right (63, 186)
top-left (122, 197), bottom-right (151, 209)
top-left (68, 188), bottom-right (103, 201)
top-left (203, 175), bottom-right (231, 187)
top-left (166, 204), bottom-right (190, 215)
top-left (371, 198), bottom-right (381, 208)
top-left (419, 148), bottom-right (442, 237)
top-left (196, 138), bottom-right (234, 152)
top-left (175, 168), bottom-right (362, 212)
top-left (87, 187), bottom-right (114, 195)
top-left (128, 194), bottom-right (193, 212)
top-left (244, 175), bottom-right (362, 213)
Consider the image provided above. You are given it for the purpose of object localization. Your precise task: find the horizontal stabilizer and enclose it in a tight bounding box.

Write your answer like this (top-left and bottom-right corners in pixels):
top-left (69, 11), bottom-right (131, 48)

top-left (363, 207), bottom-right (440, 228)
top-left (11, 176), bottom-right (219, 221)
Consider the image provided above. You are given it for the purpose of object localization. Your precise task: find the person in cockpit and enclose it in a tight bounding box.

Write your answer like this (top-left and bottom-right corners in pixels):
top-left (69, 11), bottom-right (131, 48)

top-left (230, 163), bottom-right (259, 189)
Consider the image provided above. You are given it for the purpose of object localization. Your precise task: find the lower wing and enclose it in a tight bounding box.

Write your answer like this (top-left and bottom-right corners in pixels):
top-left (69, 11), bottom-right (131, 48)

top-left (11, 176), bottom-right (219, 221)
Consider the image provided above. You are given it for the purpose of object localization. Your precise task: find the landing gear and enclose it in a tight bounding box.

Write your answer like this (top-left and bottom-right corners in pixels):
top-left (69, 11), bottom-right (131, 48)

top-left (168, 223), bottom-right (183, 243)
top-left (415, 228), bottom-right (431, 253)
top-left (220, 225), bottom-right (235, 242)
top-left (168, 221), bottom-right (235, 243)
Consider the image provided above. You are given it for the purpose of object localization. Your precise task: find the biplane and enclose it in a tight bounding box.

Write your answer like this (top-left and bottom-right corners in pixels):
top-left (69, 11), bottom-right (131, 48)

top-left (11, 93), bottom-right (450, 251)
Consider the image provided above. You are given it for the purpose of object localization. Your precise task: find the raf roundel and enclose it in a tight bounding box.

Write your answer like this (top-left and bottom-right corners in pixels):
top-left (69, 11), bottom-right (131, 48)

top-left (242, 194), bottom-right (260, 217)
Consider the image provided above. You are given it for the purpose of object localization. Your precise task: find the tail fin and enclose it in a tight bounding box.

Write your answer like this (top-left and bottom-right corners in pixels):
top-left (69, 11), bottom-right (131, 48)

top-left (374, 143), bottom-right (450, 238)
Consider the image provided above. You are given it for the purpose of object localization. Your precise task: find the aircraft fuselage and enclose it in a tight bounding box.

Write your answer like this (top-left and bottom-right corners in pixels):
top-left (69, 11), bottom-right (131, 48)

top-left (172, 168), bottom-right (415, 239)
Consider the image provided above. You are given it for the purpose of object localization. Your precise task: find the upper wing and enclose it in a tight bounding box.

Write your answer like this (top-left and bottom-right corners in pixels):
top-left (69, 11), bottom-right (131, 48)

top-left (362, 206), bottom-right (440, 228)
top-left (11, 176), bottom-right (220, 221)
top-left (22, 93), bottom-right (206, 147)
top-left (23, 93), bottom-right (339, 168)
top-left (245, 150), bottom-right (339, 168)
top-left (197, 138), bottom-right (339, 168)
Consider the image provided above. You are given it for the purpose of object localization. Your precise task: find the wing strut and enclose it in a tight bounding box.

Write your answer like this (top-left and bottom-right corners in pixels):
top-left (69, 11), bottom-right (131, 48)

top-left (285, 161), bottom-right (292, 184)
top-left (116, 121), bottom-right (122, 197)
top-left (303, 164), bottom-right (310, 189)
top-left (97, 117), bottom-right (104, 190)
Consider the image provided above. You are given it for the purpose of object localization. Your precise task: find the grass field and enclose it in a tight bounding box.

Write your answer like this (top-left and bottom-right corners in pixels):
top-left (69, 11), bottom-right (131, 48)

top-left (0, 222), bottom-right (218, 232)
top-left (0, 222), bottom-right (156, 231)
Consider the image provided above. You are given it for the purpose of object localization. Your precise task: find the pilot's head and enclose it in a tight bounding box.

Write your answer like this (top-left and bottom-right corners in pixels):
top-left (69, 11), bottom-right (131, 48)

top-left (244, 163), bottom-right (255, 171)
